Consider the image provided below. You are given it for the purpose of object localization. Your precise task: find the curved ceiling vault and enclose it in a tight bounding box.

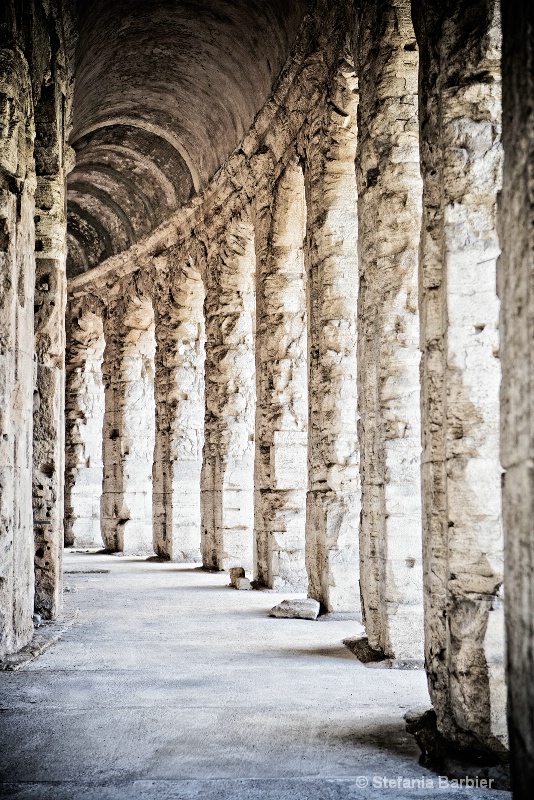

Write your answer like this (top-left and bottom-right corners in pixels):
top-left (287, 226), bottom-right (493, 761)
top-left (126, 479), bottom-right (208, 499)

top-left (66, 0), bottom-right (309, 277)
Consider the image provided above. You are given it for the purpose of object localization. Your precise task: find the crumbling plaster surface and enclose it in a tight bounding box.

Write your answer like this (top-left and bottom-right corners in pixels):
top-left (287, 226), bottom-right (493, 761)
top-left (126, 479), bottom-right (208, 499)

top-left (412, 0), bottom-right (506, 753)
top-left (354, 0), bottom-right (424, 660)
top-left (499, 0), bottom-right (534, 792)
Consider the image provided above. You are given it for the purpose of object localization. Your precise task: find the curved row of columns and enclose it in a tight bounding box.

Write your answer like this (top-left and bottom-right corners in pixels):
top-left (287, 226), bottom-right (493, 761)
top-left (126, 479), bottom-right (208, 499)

top-left (65, 0), bottom-right (508, 763)
top-left (6, 0), bottom-right (533, 788)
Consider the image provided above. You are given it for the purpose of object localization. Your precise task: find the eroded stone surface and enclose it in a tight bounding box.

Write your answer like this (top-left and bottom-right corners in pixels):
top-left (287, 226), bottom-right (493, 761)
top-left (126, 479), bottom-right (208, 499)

top-left (412, 0), bottom-right (506, 754)
top-left (1, 1), bottom-right (76, 654)
top-left (302, 53), bottom-right (361, 614)
top-left (152, 254), bottom-right (205, 562)
top-left (201, 215), bottom-right (256, 572)
top-left (354, 0), bottom-right (424, 660)
top-left (65, 302), bottom-right (106, 548)
top-left (269, 598), bottom-right (320, 620)
top-left (253, 158), bottom-right (308, 591)
top-left (101, 293), bottom-right (156, 556)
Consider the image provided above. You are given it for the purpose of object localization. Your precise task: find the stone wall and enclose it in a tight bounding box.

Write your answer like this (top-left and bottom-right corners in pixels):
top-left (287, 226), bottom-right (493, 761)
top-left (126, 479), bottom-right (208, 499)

top-left (500, 0), bottom-right (534, 792)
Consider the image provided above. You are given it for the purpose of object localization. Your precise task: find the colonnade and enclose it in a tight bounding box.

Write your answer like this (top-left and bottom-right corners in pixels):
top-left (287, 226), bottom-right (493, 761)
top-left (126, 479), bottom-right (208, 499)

top-left (3, 0), bottom-right (534, 791)
top-left (63, 0), bottom-right (508, 764)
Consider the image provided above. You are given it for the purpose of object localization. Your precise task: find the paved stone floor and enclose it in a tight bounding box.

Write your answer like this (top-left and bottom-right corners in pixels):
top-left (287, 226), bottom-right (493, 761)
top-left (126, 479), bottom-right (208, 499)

top-left (0, 552), bottom-right (510, 799)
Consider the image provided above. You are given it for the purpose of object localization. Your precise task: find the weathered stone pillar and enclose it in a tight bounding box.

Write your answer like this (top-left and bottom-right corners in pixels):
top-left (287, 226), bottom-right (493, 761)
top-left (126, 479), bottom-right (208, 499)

top-left (354, 0), bottom-right (424, 661)
top-left (253, 159), bottom-right (308, 590)
top-left (500, 0), bottom-right (534, 791)
top-left (201, 216), bottom-right (256, 572)
top-left (0, 46), bottom-right (37, 657)
top-left (32, 76), bottom-right (74, 617)
top-left (153, 255), bottom-right (205, 562)
top-left (101, 297), bottom-right (156, 556)
top-left (64, 302), bottom-right (105, 549)
top-left (303, 59), bottom-right (360, 613)
top-left (412, 0), bottom-right (506, 753)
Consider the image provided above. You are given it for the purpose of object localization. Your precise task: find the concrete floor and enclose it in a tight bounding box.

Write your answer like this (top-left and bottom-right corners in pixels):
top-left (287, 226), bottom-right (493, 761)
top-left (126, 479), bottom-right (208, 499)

top-left (0, 551), bottom-right (510, 799)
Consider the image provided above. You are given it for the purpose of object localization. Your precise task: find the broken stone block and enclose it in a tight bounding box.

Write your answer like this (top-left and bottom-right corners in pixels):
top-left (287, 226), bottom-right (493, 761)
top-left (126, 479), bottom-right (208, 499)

top-left (229, 567), bottom-right (246, 588)
top-left (236, 577), bottom-right (252, 591)
top-left (269, 598), bottom-right (320, 620)
top-left (343, 636), bottom-right (386, 664)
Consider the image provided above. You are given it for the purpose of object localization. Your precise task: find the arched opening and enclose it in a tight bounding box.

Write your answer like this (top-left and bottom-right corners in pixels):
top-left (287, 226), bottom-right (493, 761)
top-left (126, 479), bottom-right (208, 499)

top-left (64, 307), bottom-right (106, 549)
top-left (101, 297), bottom-right (156, 556)
top-left (153, 257), bottom-right (206, 562)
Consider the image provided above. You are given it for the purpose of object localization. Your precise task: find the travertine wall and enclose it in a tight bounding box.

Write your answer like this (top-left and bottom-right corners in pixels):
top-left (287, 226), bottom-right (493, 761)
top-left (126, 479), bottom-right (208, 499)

top-left (153, 254), bottom-right (205, 562)
top-left (101, 293), bottom-right (156, 556)
top-left (354, 0), bottom-right (424, 660)
top-left (303, 54), bottom-right (361, 613)
top-left (201, 216), bottom-right (256, 572)
top-left (64, 302), bottom-right (105, 548)
top-left (413, 0), bottom-right (506, 753)
top-left (500, 0), bottom-right (534, 791)
top-left (253, 158), bottom-right (308, 590)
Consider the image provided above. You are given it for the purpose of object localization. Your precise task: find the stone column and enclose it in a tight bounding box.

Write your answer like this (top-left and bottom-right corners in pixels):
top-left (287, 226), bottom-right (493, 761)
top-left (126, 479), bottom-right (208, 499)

top-left (101, 297), bottom-right (156, 556)
top-left (304, 58), bottom-right (360, 613)
top-left (253, 160), bottom-right (308, 590)
top-left (32, 77), bottom-right (73, 617)
top-left (201, 216), bottom-right (256, 572)
top-left (153, 256), bottom-right (205, 562)
top-left (0, 47), bottom-right (37, 657)
top-left (412, 0), bottom-right (506, 753)
top-left (354, 0), bottom-right (424, 661)
top-left (64, 303), bottom-right (106, 549)
top-left (500, 0), bottom-right (534, 791)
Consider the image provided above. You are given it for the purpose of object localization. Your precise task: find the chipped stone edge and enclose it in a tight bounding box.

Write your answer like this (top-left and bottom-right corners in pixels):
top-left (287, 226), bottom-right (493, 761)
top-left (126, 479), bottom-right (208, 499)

top-left (0, 609), bottom-right (79, 672)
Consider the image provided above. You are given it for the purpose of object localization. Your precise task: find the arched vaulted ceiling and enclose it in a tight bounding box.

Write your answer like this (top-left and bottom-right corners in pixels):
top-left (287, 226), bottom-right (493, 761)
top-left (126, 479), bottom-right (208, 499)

top-left (67, 0), bottom-right (309, 277)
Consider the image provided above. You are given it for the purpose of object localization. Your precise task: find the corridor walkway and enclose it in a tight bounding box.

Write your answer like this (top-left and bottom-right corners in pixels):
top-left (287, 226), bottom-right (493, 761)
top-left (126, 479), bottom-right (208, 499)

top-left (0, 553), bottom-right (508, 799)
